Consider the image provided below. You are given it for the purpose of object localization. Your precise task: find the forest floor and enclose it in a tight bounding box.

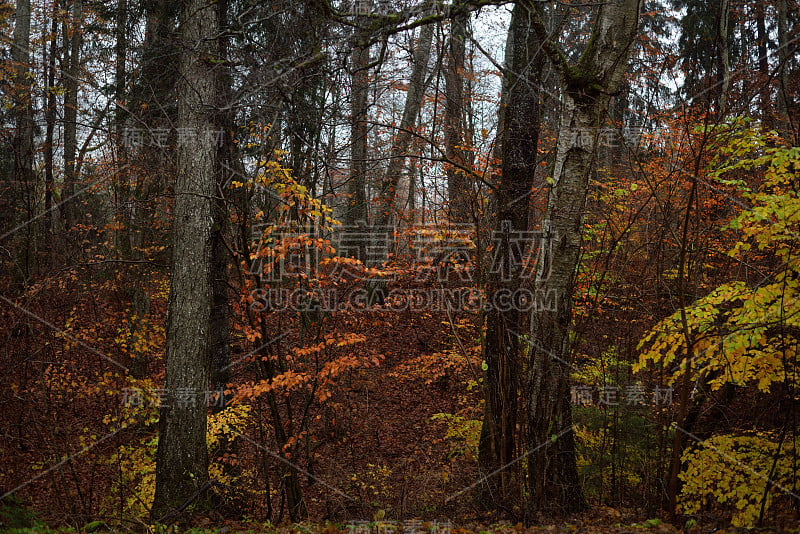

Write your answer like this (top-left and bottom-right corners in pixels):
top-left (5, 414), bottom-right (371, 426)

top-left (2, 274), bottom-right (796, 533)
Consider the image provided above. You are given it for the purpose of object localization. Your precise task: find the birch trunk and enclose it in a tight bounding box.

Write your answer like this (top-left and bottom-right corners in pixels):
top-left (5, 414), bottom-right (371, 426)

top-left (526, 0), bottom-right (641, 515)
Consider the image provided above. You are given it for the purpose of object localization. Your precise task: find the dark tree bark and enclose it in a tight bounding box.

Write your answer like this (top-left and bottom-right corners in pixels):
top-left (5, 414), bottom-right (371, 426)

top-left (44, 8), bottom-right (58, 242)
top-left (151, 0), bottom-right (221, 521)
top-left (208, 0), bottom-right (240, 517)
top-left (114, 0), bottom-right (128, 138)
top-left (755, 4), bottom-right (772, 127)
top-left (210, 0), bottom-right (234, 414)
top-left (62, 0), bottom-right (83, 229)
top-left (132, 0), bottom-right (180, 125)
top-left (122, 0), bottom-right (180, 379)
top-left (111, 0), bottom-right (152, 381)
top-left (345, 5), bottom-right (371, 227)
top-left (777, 0), bottom-right (797, 142)
top-left (526, 0), bottom-right (641, 515)
top-left (11, 0), bottom-right (35, 286)
top-left (478, 0), bottom-right (543, 510)
top-left (714, 0), bottom-right (730, 117)
top-left (445, 8), bottom-right (470, 223)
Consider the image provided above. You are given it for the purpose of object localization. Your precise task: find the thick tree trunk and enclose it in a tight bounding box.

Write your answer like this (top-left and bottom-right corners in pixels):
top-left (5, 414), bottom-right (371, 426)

top-left (210, 0), bottom-right (234, 412)
top-left (526, 92), bottom-right (596, 515)
top-left (375, 21), bottom-right (434, 226)
top-left (111, 0), bottom-right (152, 380)
top-left (345, 9), bottom-right (371, 227)
top-left (123, 0), bottom-right (179, 379)
top-left (11, 0), bottom-right (35, 286)
top-left (526, 0), bottom-right (641, 515)
top-left (151, 0), bottom-right (220, 521)
top-left (478, 0), bottom-right (543, 510)
top-left (208, 0), bottom-right (240, 517)
top-left (444, 9), bottom-right (470, 223)
top-left (63, 0), bottom-right (82, 229)
top-left (133, 0), bottom-right (180, 125)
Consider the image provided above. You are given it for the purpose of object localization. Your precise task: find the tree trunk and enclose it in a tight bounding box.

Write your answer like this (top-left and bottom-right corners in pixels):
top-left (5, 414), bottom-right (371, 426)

top-left (526, 0), bottom-right (641, 516)
top-left (11, 0), bottom-right (35, 287)
top-left (375, 20), bottom-right (434, 226)
top-left (715, 0), bottom-right (730, 117)
top-left (151, 0), bottom-right (220, 521)
top-left (478, 0), bottom-right (543, 510)
top-left (777, 0), bottom-right (797, 142)
top-left (114, 0), bottom-right (128, 138)
top-left (123, 0), bottom-right (179, 379)
top-left (111, 0), bottom-right (151, 381)
top-left (209, 0), bottom-right (240, 517)
top-left (133, 0), bottom-right (180, 125)
top-left (44, 9), bottom-right (58, 243)
top-left (63, 0), bottom-right (83, 230)
top-left (345, 7), bottom-right (371, 228)
top-left (210, 0), bottom-right (234, 413)
top-left (444, 9), bottom-right (470, 223)
top-left (755, 4), bottom-right (771, 128)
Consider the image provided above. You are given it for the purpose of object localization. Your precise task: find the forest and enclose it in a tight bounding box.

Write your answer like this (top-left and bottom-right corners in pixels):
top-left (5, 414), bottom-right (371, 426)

top-left (1, 0), bottom-right (799, 532)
